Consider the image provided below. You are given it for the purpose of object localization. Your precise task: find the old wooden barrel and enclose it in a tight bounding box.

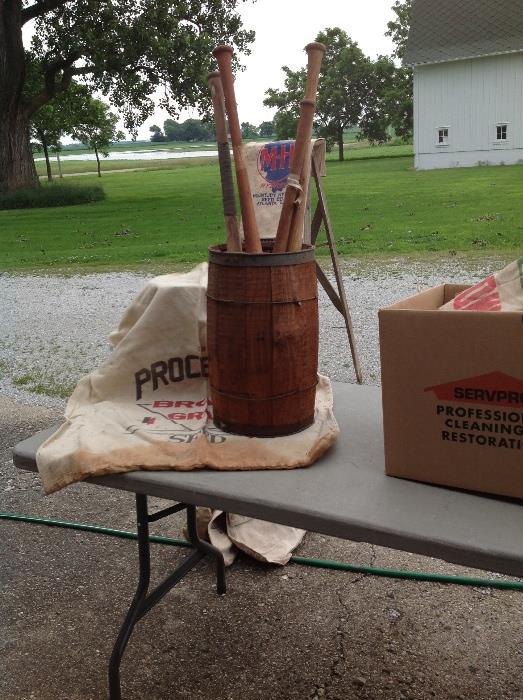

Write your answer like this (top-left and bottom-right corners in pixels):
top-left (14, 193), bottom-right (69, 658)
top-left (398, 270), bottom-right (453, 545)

top-left (207, 243), bottom-right (319, 437)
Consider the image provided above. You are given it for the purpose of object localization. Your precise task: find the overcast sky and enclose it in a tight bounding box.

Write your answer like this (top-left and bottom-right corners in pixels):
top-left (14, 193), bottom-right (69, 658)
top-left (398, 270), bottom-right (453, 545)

top-left (134, 0), bottom-right (397, 141)
top-left (25, 0), bottom-right (398, 143)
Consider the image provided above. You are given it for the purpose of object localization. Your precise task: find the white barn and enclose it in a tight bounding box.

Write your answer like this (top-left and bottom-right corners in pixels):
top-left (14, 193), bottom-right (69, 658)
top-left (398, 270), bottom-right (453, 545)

top-left (405, 0), bottom-right (523, 170)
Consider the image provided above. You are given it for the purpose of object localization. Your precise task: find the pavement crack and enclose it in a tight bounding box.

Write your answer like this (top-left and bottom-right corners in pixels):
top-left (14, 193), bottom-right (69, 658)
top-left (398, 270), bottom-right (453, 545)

top-left (369, 543), bottom-right (377, 567)
top-left (313, 591), bottom-right (350, 699)
top-left (349, 544), bottom-right (378, 586)
top-left (312, 547), bottom-right (379, 696)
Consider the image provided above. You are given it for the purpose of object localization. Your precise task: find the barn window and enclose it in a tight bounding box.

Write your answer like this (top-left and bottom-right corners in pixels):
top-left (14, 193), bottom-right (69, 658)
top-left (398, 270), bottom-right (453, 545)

top-left (437, 127), bottom-right (449, 145)
top-left (496, 124), bottom-right (508, 141)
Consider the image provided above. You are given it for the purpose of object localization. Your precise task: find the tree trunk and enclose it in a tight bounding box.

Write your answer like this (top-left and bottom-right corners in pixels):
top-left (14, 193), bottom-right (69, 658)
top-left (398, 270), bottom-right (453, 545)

top-left (0, 102), bottom-right (39, 193)
top-left (0, 2), bottom-right (40, 193)
top-left (337, 127), bottom-right (344, 161)
top-left (41, 136), bottom-right (53, 182)
top-left (94, 146), bottom-right (101, 177)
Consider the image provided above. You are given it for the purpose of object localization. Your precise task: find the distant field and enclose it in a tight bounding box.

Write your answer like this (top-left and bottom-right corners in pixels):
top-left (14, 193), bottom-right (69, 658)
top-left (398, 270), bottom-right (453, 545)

top-left (56, 139), bottom-right (219, 156)
top-left (36, 142), bottom-right (412, 178)
top-left (35, 155), bottom-right (216, 177)
top-left (50, 137), bottom-right (269, 159)
top-left (2, 150), bottom-right (521, 271)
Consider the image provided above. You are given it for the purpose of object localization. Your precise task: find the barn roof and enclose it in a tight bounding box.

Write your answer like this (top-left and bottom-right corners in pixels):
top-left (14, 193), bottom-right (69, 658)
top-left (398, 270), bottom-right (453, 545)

top-left (404, 0), bottom-right (523, 66)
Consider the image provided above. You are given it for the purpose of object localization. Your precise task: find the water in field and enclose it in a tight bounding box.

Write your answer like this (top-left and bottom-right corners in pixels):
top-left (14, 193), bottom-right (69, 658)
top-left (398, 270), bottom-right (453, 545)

top-left (34, 148), bottom-right (218, 162)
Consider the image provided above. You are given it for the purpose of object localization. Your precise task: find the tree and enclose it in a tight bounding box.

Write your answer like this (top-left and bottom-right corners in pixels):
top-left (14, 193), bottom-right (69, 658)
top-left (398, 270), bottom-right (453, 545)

top-left (385, 0), bottom-right (414, 140)
top-left (258, 120), bottom-right (274, 138)
top-left (385, 0), bottom-right (413, 61)
top-left (358, 56), bottom-right (396, 144)
top-left (317, 29), bottom-right (374, 159)
top-left (149, 125), bottom-right (167, 142)
top-left (265, 28), bottom-right (373, 161)
top-left (264, 64), bottom-right (305, 142)
top-left (383, 66), bottom-right (413, 141)
top-left (272, 111), bottom-right (298, 141)
top-left (0, 1), bottom-right (254, 193)
top-left (241, 122), bottom-right (258, 139)
top-left (71, 100), bottom-right (124, 177)
top-left (162, 118), bottom-right (213, 142)
top-left (31, 80), bottom-right (92, 180)
top-left (163, 119), bottom-right (185, 142)
top-left (32, 106), bottom-right (64, 181)
top-left (182, 118), bottom-right (214, 141)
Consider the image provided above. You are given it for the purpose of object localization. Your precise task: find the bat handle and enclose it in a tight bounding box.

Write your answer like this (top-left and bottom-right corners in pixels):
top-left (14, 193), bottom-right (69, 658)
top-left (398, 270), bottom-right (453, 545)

top-left (208, 71), bottom-right (241, 251)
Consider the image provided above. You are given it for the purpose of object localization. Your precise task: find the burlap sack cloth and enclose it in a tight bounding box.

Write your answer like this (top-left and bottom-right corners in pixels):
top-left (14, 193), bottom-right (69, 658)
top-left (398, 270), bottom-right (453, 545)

top-left (440, 257), bottom-right (523, 311)
top-left (37, 264), bottom-right (339, 565)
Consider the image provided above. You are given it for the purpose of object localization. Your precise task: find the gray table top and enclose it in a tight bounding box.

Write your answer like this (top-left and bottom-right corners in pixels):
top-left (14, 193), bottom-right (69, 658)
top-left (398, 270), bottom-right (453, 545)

top-left (12, 384), bottom-right (523, 577)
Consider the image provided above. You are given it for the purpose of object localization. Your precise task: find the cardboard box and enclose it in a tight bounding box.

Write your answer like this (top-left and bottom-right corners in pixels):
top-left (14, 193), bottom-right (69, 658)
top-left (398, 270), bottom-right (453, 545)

top-left (379, 284), bottom-right (523, 499)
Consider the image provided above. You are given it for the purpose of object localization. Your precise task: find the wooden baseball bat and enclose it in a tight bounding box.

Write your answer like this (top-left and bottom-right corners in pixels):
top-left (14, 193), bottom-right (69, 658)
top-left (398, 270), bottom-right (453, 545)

top-left (272, 99), bottom-right (316, 253)
top-left (212, 45), bottom-right (262, 253)
top-left (287, 41), bottom-right (326, 252)
top-left (208, 71), bottom-right (242, 252)
top-left (286, 142), bottom-right (313, 252)
top-left (303, 41), bottom-right (326, 101)
top-left (273, 42), bottom-right (325, 253)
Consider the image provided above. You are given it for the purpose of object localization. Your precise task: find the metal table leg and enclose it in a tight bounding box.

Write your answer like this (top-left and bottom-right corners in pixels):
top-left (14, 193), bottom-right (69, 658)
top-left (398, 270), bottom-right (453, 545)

top-left (108, 494), bottom-right (226, 699)
top-left (187, 503), bottom-right (226, 595)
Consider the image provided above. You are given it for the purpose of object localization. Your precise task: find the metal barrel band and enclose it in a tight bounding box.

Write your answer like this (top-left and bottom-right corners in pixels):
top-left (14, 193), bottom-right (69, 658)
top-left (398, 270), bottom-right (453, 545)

top-left (213, 414), bottom-right (315, 437)
top-left (208, 243), bottom-right (315, 266)
top-left (206, 294), bottom-right (317, 305)
top-left (208, 380), bottom-right (318, 402)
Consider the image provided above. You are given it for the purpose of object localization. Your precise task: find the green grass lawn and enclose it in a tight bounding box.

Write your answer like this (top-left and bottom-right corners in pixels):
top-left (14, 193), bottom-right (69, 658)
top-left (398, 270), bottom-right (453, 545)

top-left (320, 156), bottom-right (523, 255)
top-left (342, 143), bottom-right (413, 159)
top-left (2, 153), bottom-right (521, 271)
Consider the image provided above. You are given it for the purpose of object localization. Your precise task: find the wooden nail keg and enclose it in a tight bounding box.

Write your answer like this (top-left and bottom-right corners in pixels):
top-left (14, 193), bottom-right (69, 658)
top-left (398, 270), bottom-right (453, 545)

top-left (207, 242), bottom-right (319, 437)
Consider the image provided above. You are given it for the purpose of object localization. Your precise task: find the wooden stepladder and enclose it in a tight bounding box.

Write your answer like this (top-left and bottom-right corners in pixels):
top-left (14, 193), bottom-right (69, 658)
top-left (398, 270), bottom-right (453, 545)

top-left (304, 150), bottom-right (363, 384)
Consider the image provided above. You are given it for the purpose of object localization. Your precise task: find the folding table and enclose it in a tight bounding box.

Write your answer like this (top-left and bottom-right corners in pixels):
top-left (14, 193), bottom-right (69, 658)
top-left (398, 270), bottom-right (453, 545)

top-left (12, 383), bottom-right (523, 700)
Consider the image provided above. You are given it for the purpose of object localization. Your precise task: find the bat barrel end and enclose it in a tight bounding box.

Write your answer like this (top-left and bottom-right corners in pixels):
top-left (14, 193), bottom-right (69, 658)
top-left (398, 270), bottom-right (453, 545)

top-left (213, 44), bottom-right (234, 57)
top-left (305, 41), bottom-right (326, 54)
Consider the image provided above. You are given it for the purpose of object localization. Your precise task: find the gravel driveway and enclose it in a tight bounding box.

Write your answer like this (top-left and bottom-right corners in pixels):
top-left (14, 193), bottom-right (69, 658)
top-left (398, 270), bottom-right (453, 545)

top-left (0, 253), bottom-right (513, 408)
top-left (2, 253), bottom-right (522, 700)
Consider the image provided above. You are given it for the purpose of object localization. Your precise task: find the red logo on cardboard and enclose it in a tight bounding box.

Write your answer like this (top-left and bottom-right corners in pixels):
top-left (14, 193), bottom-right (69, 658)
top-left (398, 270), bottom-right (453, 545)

top-left (425, 372), bottom-right (523, 408)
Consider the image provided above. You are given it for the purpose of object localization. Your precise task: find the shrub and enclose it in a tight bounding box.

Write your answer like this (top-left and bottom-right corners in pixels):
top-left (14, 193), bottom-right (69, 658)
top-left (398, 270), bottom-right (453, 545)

top-left (390, 135), bottom-right (413, 146)
top-left (0, 182), bottom-right (105, 210)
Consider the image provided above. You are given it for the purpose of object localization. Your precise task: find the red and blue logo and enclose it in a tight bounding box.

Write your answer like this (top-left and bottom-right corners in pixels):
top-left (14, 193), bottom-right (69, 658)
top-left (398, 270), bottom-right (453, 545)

top-left (257, 140), bottom-right (295, 192)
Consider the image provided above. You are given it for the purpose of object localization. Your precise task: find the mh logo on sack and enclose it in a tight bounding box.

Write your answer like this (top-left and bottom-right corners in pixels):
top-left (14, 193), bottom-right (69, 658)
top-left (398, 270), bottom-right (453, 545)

top-left (257, 140), bottom-right (295, 192)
